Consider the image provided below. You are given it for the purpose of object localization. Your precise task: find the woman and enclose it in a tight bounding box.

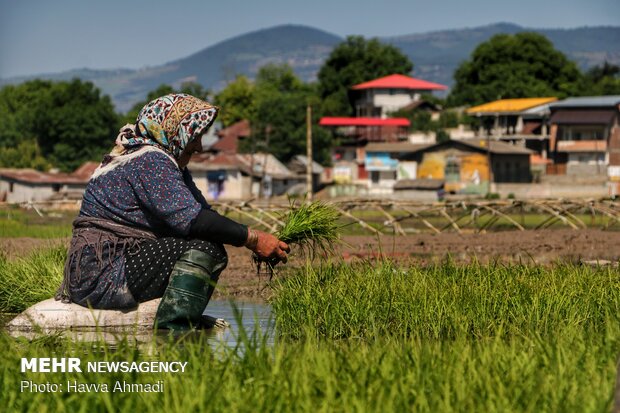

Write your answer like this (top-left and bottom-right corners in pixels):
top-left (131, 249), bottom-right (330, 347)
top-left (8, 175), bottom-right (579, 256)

top-left (56, 93), bottom-right (289, 329)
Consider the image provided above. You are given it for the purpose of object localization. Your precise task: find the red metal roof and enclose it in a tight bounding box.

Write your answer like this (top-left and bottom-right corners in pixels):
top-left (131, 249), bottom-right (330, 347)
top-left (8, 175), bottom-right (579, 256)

top-left (352, 74), bottom-right (448, 91)
top-left (0, 169), bottom-right (88, 185)
top-left (319, 117), bottom-right (410, 127)
top-left (211, 119), bottom-right (251, 153)
top-left (72, 162), bottom-right (100, 179)
top-left (0, 162), bottom-right (100, 185)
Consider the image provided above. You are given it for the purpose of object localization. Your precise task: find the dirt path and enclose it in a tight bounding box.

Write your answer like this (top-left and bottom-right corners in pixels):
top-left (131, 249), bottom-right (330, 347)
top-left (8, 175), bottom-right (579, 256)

top-left (3, 229), bottom-right (620, 301)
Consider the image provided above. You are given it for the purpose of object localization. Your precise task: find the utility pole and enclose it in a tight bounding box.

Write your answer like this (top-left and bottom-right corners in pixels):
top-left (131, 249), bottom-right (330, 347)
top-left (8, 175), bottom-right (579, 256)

top-left (486, 116), bottom-right (495, 195)
top-left (487, 132), bottom-right (494, 195)
top-left (259, 124), bottom-right (271, 199)
top-left (249, 132), bottom-right (256, 198)
top-left (306, 105), bottom-right (313, 202)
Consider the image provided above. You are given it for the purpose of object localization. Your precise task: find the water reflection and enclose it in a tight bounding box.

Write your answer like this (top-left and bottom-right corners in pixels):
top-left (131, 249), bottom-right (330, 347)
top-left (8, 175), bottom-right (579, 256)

top-left (3, 300), bottom-right (274, 350)
top-left (199, 300), bottom-right (274, 348)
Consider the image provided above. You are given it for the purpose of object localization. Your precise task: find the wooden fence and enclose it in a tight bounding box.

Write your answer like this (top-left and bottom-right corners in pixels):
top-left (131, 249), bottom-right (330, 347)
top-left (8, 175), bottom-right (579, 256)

top-left (212, 199), bottom-right (620, 235)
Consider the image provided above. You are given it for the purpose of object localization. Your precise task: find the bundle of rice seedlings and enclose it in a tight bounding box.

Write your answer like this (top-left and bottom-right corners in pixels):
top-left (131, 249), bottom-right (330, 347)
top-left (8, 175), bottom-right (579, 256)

top-left (275, 200), bottom-right (341, 257)
top-left (254, 200), bottom-right (341, 276)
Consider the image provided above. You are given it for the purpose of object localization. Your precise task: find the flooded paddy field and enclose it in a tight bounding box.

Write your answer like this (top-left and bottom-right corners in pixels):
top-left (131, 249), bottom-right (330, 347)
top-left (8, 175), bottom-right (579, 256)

top-left (2, 211), bottom-right (620, 411)
top-left (2, 259), bottom-right (620, 412)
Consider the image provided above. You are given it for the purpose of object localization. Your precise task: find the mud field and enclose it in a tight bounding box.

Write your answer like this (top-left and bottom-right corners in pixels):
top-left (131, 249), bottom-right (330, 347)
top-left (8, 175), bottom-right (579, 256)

top-left (3, 229), bottom-right (620, 301)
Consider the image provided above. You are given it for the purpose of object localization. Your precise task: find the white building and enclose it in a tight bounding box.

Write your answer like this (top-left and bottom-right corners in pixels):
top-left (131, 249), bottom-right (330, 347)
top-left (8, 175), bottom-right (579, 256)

top-left (351, 74), bottom-right (448, 118)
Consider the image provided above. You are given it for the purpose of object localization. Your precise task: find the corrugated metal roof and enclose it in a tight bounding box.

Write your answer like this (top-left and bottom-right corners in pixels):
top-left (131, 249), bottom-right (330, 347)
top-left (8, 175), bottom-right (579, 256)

top-left (288, 155), bottom-right (324, 174)
top-left (72, 162), bottom-right (99, 179)
top-left (188, 153), bottom-right (249, 173)
top-left (394, 139), bottom-right (533, 158)
top-left (365, 142), bottom-right (430, 153)
top-left (319, 117), bottom-right (410, 127)
top-left (461, 139), bottom-right (533, 155)
top-left (210, 119), bottom-right (251, 153)
top-left (0, 164), bottom-right (95, 185)
top-left (550, 110), bottom-right (616, 124)
top-left (550, 96), bottom-right (620, 108)
top-left (351, 74), bottom-right (448, 91)
top-left (394, 179), bottom-right (444, 190)
top-left (467, 97), bottom-right (558, 114)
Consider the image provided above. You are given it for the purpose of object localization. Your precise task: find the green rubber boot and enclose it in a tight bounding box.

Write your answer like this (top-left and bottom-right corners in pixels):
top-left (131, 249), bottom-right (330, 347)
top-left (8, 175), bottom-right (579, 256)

top-left (154, 248), bottom-right (227, 330)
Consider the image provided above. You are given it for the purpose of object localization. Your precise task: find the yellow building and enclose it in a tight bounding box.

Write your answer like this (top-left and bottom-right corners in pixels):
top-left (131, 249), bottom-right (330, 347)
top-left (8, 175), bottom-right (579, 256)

top-left (400, 139), bottom-right (533, 194)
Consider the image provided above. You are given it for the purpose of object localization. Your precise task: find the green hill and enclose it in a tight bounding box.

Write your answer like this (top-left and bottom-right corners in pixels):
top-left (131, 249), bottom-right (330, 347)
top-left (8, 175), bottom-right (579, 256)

top-left (2, 23), bottom-right (618, 112)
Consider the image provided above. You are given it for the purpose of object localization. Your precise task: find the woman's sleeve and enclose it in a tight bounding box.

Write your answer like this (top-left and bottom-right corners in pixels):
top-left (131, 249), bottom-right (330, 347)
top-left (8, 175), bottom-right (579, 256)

top-left (182, 167), bottom-right (211, 209)
top-left (189, 208), bottom-right (248, 247)
top-left (129, 152), bottom-right (202, 235)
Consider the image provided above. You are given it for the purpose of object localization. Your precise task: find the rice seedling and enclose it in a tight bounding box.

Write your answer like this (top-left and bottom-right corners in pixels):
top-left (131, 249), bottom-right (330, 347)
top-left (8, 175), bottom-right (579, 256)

top-left (2, 322), bottom-right (618, 412)
top-left (254, 200), bottom-right (342, 275)
top-left (0, 208), bottom-right (73, 238)
top-left (275, 200), bottom-right (341, 256)
top-left (3, 241), bottom-right (620, 411)
top-left (272, 260), bottom-right (620, 340)
top-left (0, 245), bottom-right (66, 313)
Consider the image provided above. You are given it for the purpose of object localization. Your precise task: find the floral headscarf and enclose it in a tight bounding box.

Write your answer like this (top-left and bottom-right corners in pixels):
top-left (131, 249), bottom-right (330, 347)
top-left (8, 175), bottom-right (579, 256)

top-left (115, 93), bottom-right (218, 159)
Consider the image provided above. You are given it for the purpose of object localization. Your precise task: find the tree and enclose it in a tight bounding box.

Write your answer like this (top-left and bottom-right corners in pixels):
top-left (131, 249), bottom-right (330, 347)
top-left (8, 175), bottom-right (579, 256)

top-left (236, 64), bottom-right (332, 164)
top-left (580, 62), bottom-right (620, 95)
top-left (0, 79), bottom-right (119, 171)
top-left (214, 76), bottom-right (256, 127)
top-left (448, 32), bottom-right (583, 107)
top-left (317, 36), bottom-right (413, 116)
top-left (0, 80), bottom-right (54, 148)
top-left (0, 140), bottom-right (51, 170)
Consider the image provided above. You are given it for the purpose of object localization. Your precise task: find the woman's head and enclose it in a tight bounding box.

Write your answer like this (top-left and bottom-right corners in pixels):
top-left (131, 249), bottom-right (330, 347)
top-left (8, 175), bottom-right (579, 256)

top-left (117, 93), bottom-right (219, 160)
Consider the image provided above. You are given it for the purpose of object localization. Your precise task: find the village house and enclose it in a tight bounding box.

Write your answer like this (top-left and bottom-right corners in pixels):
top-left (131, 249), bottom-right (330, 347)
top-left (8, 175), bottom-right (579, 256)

top-left (286, 155), bottom-right (324, 194)
top-left (398, 139), bottom-right (533, 195)
top-left (188, 152), bottom-right (314, 200)
top-left (320, 73), bottom-right (449, 191)
top-left (0, 162), bottom-right (98, 203)
top-left (319, 117), bottom-right (410, 187)
top-left (203, 119), bottom-right (251, 155)
top-left (364, 142), bottom-right (429, 195)
top-left (466, 97), bottom-right (557, 157)
top-left (351, 74), bottom-right (448, 118)
top-left (547, 96), bottom-right (620, 188)
top-left (194, 119), bottom-right (323, 200)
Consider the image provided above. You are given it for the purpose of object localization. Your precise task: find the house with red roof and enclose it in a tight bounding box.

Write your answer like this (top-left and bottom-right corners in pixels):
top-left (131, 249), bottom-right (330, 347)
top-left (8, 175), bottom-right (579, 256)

top-left (0, 162), bottom-right (99, 203)
top-left (351, 74), bottom-right (447, 118)
top-left (204, 119), bottom-right (251, 155)
top-left (319, 74), bottom-right (447, 188)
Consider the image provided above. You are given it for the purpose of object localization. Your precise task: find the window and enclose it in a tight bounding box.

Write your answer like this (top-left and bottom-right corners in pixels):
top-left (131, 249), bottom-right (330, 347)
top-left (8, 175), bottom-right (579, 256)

top-left (559, 125), bottom-right (606, 141)
top-left (9, 182), bottom-right (14, 193)
top-left (444, 156), bottom-right (460, 183)
top-left (371, 171), bottom-right (380, 184)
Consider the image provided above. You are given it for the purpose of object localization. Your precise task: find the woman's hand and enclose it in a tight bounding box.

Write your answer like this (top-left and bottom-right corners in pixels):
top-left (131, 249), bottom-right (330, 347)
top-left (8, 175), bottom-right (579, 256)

top-left (245, 229), bottom-right (290, 263)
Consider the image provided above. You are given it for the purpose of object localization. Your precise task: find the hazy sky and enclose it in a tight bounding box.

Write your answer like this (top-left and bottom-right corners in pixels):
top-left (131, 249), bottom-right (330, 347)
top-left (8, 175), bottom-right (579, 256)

top-left (1, 0), bottom-right (618, 78)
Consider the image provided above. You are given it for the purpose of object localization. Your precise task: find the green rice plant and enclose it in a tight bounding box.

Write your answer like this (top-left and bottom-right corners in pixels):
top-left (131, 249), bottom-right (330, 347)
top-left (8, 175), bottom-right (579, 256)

top-left (275, 200), bottom-right (341, 256)
top-left (0, 245), bottom-right (66, 312)
top-left (0, 208), bottom-right (73, 238)
top-left (2, 324), bottom-right (619, 412)
top-left (272, 260), bottom-right (620, 340)
top-left (255, 201), bottom-right (342, 275)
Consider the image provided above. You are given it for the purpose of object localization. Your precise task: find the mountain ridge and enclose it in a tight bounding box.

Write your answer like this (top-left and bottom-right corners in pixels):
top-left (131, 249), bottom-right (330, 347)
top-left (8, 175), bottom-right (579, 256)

top-left (2, 23), bottom-right (618, 112)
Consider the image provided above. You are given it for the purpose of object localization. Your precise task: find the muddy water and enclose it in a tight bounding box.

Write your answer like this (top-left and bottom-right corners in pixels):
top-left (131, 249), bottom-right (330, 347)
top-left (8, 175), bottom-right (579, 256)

top-left (1, 300), bottom-right (274, 350)
top-left (199, 300), bottom-right (274, 348)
